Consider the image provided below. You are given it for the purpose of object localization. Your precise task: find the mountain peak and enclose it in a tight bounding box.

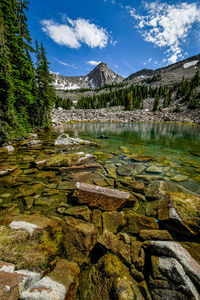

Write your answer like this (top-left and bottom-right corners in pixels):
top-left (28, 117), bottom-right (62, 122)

top-left (87, 62), bottom-right (124, 88)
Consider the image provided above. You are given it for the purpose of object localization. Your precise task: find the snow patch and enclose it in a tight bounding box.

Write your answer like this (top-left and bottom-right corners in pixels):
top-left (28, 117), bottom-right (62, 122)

top-left (183, 60), bottom-right (198, 69)
top-left (89, 79), bottom-right (96, 89)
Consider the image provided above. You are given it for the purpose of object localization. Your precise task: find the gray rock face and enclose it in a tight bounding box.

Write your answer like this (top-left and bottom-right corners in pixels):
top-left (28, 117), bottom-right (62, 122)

top-left (150, 241), bottom-right (200, 290)
top-left (150, 255), bottom-right (200, 300)
top-left (52, 62), bottom-right (124, 91)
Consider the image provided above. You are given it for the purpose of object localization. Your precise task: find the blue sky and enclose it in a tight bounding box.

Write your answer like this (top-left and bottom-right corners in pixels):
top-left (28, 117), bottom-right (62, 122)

top-left (27, 0), bottom-right (200, 78)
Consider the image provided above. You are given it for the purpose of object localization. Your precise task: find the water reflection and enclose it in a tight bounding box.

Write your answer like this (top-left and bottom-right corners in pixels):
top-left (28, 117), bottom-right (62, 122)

top-left (54, 122), bottom-right (200, 152)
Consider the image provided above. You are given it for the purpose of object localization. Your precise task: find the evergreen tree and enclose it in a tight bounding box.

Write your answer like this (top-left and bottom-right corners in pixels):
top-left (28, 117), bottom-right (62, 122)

top-left (34, 41), bottom-right (56, 127)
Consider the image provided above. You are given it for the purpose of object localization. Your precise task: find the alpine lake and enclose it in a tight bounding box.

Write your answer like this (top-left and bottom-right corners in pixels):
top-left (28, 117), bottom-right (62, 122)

top-left (0, 121), bottom-right (200, 298)
top-left (0, 121), bottom-right (200, 227)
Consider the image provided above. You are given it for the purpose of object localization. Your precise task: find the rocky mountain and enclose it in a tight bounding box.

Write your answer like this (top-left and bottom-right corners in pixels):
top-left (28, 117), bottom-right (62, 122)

top-left (52, 62), bottom-right (124, 91)
top-left (125, 54), bottom-right (200, 87)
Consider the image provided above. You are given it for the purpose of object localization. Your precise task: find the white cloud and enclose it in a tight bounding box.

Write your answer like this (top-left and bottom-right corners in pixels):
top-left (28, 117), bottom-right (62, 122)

top-left (142, 57), bottom-right (152, 65)
top-left (41, 17), bottom-right (109, 49)
top-left (87, 60), bottom-right (102, 66)
top-left (128, 2), bottom-right (200, 63)
top-left (54, 58), bottom-right (78, 69)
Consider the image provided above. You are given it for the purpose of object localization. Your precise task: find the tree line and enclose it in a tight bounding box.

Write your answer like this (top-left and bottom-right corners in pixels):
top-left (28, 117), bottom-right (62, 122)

top-left (75, 69), bottom-right (200, 111)
top-left (0, 0), bottom-right (56, 144)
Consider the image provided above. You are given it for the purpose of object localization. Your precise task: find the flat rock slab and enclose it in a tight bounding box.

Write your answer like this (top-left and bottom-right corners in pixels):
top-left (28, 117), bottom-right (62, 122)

top-left (75, 182), bottom-right (131, 211)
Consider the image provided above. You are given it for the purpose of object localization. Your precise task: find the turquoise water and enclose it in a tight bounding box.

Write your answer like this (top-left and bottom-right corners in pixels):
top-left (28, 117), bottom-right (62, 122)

top-left (55, 122), bottom-right (200, 194)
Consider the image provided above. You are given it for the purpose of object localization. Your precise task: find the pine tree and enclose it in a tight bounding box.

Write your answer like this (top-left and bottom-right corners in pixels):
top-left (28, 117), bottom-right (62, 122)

top-left (35, 41), bottom-right (56, 127)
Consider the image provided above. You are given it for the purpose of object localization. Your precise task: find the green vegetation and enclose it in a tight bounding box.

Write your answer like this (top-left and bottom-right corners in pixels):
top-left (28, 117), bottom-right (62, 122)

top-left (0, 0), bottom-right (56, 144)
top-left (75, 69), bottom-right (200, 111)
top-left (55, 97), bottom-right (73, 109)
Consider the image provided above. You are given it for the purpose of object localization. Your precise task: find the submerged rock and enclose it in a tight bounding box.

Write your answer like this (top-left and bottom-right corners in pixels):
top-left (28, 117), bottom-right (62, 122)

top-left (63, 206), bottom-right (91, 222)
top-left (104, 163), bottom-right (117, 179)
top-left (74, 182), bottom-right (132, 211)
top-left (102, 211), bottom-right (126, 233)
top-left (170, 174), bottom-right (188, 182)
top-left (146, 166), bottom-right (162, 174)
top-left (54, 134), bottom-right (91, 147)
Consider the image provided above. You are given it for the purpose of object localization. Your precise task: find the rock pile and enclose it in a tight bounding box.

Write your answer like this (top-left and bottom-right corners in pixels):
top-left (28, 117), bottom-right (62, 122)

top-left (51, 104), bottom-right (200, 125)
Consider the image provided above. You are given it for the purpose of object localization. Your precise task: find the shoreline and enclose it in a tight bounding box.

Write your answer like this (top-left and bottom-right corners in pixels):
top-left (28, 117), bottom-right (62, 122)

top-left (51, 106), bottom-right (200, 126)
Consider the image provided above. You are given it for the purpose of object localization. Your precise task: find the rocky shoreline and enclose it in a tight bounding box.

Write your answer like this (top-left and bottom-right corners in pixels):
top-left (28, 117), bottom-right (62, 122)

top-left (51, 104), bottom-right (200, 126)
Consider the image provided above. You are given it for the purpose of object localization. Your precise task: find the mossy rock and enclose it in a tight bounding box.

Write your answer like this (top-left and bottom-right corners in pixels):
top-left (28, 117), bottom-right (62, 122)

top-left (0, 225), bottom-right (62, 271)
top-left (79, 254), bottom-right (145, 300)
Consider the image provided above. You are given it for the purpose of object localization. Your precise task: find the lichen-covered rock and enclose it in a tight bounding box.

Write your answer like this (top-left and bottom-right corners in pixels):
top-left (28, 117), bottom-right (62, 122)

top-left (126, 213), bottom-right (159, 234)
top-left (102, 211), bottom-right (126, 234)
top-left (74, 182), bottom-right (132, 211)
top-left (63, 216), bottom-right (98, 265)
top-left (139, 229), bottom-right (173, 241)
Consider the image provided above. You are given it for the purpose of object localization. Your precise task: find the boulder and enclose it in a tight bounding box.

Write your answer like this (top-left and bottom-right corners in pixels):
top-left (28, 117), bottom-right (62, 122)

top-left (102, 211), bottom-right (126, 234)
top-left (139, 229), bottom-right (173, 241)
top-left (146, 166), bottom-right (162, 174)
top-left (126, 213), bottom-right (159, 234)
top-left (74, 182), bottom-right (132, 211)
top-left (97, 230), bottom-right (131, 265)
top-left (54, 134), bottom-right (91, 147)
top-left (145, 180), bottom-right (182, 201)
top-left (117, 165), bottom-right (133, 176)
top-left (158, 193), bottom-right (200, 235)
top-left (149, 241), bottom-right (200, 289)
top-left (149, 256), bottom-right (199, 300)
top-left (63, 216), bottom-right (98, 265)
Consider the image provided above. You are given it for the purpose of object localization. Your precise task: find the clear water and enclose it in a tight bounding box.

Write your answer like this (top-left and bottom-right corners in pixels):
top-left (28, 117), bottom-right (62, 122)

top-left (0, 122), bottom-right (200, 217)
top-left (55, 122), bottom-right (200, 194)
